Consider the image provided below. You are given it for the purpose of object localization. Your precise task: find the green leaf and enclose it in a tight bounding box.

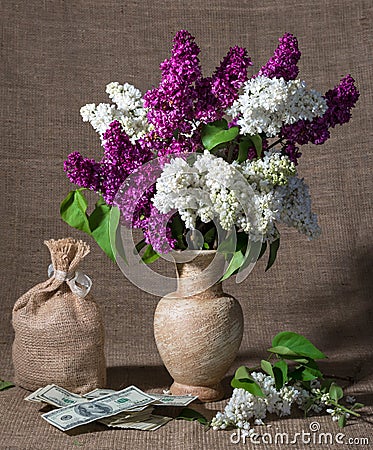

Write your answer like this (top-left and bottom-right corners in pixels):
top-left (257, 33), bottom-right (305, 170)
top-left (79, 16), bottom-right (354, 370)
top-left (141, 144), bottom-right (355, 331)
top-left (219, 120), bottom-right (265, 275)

top-left (304, 398), bottom-right (315, 416)
top-left (262, 359), bottom-right (289, 389)
top-left (351, 402), bottom-right (364, 410)
top-left (218, 232), bottom-right (249, 281)
top-left (231, 366), bottom-right (264, 397)
top-left (89, 202), bottom-right (118, 261)
top-left (176, 408), bottom-right (209, 426)
top-left (220, 250), bottom-right (245, 281)
top-left (237, 240), bottom-right (262, 274)
top-left (201, 119), bottom-right (239, 151)
top-left (248, 134), bottom-right (263, 158)
top-left (265, 238), bottom-right (280, 271)
top-left (289, 366), bottom-right (319, 381)
top-left (218, 233), bottom-right (240, 260)
top-left (288, 358), bottom-right (323, 382)
top-left (258, 242), bottom-right (267, 260)
top-left (300, 359), bottom-right (323, 379)
top-left (141, 244), bottom-right (160, 264)
top-left (234, 366), bottom-right (251, 380)
top-left (95, 196), bottom-right (107, 207)
top-left (231, 377), bottom-right (264, 397)
top-left (268, 346), bottom-right (300, 357)
top-left (61, 190), bottom-right (121, 262)
top-left (270, 332), bottom-right (327, 360)
top-left (273, 360), bottom-right (288, 389)
top-left (170, 213), bottom-right (186, 249)
top-left (329, 383), bottom-right (343, 402)
top-left (279, 355), bottom-right (311, 364)
top-left (0, 380), bottom-right (14, 391)
top-left (204, 226), bottom-right (216, 247)
top-left (172, 129), bottom-right (179, 140)
top-left (237, 140), bottom-right (250, 163)
top-left (261, 360), bottom-right (274, 378)
top-left (338, 414), bottom-right (346, 428)
top-left (60, 189), bottom-right (91, 234)
top-left (109, 206), bottom-right (122, 262)
top-left (135, 239), bottom-right (147, 254)
top-left (237, 135), bottom-right (263, 161)
top-left (320, 379), bottom-right (334, 392)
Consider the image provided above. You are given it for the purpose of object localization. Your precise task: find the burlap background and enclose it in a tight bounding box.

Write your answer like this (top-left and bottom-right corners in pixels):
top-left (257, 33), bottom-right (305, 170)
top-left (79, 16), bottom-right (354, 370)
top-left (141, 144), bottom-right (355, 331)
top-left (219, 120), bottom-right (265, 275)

top-left (0, 0), bottom-right (372, 449)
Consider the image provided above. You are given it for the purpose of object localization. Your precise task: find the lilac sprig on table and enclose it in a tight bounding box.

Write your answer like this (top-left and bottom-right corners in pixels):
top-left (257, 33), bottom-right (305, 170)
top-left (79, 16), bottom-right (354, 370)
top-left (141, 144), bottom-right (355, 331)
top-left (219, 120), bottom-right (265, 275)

top-left (178, 332), bottom-right (364, 433)
top-left (211, 332), bottom-right (364, 432)
top-left (60, 30), bottom-right (359, 275)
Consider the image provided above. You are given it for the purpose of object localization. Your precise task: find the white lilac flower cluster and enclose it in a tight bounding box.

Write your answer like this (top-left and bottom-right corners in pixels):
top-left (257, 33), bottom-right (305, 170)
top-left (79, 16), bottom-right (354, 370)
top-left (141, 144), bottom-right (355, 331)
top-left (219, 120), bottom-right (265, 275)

top-left (153, 151), bottom-right (266, 242)
top-left (211, 376), bottom-right (352, 432)
top-left (210, 372), bottom-right (300, 432)
top-left (237, 151), bottom-right (296, 191)
top-left (227, 76), bottom-right (327, 137)
top-left (275, 177), bottom-right (321, 239)
top-left (295, 380), bottom-right (351, 423)
top-left (80, 82), bottom-right (151, 143)
top-left (153, 150), bottom-right (320, 243)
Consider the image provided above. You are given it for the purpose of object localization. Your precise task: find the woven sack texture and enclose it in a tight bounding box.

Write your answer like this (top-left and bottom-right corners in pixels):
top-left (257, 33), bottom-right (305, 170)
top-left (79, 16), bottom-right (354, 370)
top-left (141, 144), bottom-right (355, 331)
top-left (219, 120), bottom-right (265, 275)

top-left (12, 238), bottom-right (106, 394)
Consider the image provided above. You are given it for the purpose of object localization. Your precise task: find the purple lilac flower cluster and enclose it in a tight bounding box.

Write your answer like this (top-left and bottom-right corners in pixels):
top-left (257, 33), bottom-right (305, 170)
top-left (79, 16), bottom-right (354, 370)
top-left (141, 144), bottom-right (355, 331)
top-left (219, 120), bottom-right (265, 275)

top-left (252, 35), bottom-right (359, 163)
top-left (113, 161), bottom-right (177, 253)
top-left (144, 30), bottom-right (252, 155)
top-left (257, 33), bottom-right (301, 81)
top-left (144, 31), bottom-right (201, 139)
top-left (144, 206), bottom-right (177, 254)
top-left (281, 74), bottom-right (360, 162)
top-left (64, 120), bottom-right (152, 205)
top-left (64, 152), bottom-right (101, 192)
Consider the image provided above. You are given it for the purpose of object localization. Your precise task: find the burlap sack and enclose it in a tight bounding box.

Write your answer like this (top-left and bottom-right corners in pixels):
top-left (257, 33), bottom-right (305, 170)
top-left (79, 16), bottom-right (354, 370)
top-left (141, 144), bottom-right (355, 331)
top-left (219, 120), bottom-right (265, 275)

top-left (12, 238), bottom-right (106, 394)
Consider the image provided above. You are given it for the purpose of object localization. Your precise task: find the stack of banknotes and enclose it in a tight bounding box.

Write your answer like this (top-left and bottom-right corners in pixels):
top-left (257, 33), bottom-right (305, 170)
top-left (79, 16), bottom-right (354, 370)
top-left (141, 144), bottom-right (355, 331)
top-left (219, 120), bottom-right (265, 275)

top-left (25, 384), bottom-right (198, 432)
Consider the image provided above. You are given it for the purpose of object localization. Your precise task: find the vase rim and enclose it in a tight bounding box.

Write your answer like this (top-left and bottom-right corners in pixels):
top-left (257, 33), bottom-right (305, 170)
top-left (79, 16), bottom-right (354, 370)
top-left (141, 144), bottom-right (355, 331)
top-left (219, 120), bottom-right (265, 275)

top-left (169, 249), bottom-right (217, 263)
top-left (173, 249), bottom-right (217, 254)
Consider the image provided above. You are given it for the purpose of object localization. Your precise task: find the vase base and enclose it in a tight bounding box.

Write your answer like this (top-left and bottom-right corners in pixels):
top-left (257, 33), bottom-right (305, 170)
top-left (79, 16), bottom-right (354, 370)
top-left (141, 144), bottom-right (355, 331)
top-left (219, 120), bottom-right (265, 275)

top-left (170, 381), bottom-right (224, 402)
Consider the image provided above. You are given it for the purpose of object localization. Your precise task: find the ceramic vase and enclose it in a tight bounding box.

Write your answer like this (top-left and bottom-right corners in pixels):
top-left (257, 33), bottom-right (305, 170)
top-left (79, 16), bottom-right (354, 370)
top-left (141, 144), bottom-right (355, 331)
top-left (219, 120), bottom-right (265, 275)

top-left (153, 250), bottom-right (243, 402)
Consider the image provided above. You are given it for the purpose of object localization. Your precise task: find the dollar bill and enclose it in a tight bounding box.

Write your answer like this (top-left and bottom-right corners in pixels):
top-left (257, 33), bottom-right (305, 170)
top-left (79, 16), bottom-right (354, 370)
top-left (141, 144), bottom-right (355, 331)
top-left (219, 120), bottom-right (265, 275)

top-left (99, 407), bottom-right (154, 426)
top-left (84, 388), bottom-right (117, 399)
top-left (36, 385), bottom-right (86, 408)
top-left (24, 385), bottom-right (85, 408)
top-left (85, 389), bottom-right (198, 407)
top-left (104, 414), bottom-right (172, 431)
top-left (25, 386), bottom-right (50, 403)
top-left (149, 393), bottom-right (198, 407)
top-left (41, 385), bottom-right (157, 431)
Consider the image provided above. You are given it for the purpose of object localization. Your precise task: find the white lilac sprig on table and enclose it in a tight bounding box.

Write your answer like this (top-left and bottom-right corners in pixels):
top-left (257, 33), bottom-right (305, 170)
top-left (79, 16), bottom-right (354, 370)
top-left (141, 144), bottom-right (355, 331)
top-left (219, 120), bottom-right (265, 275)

top-left (176, 332), bottom-right (364, 432)
top-left (60, 30), bottom-right (359, 274)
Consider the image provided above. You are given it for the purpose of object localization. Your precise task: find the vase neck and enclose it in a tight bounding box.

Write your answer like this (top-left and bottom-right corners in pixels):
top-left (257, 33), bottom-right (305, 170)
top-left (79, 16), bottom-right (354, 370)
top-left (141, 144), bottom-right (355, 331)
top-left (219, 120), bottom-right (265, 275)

top-left (175, 251), bottom-right (225, 298)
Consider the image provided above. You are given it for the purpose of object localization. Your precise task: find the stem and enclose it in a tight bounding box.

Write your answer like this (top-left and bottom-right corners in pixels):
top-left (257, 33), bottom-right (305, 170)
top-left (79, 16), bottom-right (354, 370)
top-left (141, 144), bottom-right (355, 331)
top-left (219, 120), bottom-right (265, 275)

top-left (323, 374), bottom-right (355, 383)
top-left (227, 143), bottom-right (234, 163)
top-left (267, 138), bottom-right (283, 151)
top-left (314, 393), bottom-right (361, 418)
top-left (328, 399), bottom-right (361, 417)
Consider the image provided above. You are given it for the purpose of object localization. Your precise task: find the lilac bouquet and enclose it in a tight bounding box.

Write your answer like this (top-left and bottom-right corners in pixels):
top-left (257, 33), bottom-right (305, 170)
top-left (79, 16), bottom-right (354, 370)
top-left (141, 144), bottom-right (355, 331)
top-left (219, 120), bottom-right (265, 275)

top-left (61, 30), bottom-right (359, 273)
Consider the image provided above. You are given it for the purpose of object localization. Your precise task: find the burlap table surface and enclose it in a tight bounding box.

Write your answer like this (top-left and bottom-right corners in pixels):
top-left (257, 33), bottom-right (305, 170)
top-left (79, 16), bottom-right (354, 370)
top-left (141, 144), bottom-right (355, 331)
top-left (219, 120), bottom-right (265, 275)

top-left (0, 0), bottom-right (372, 449)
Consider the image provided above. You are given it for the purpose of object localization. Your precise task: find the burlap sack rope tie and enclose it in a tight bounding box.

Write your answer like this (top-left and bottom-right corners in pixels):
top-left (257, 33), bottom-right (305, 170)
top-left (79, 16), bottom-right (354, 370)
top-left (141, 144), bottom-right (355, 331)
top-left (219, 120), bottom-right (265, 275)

top-left (47, 264), bottom-right (92, 298)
